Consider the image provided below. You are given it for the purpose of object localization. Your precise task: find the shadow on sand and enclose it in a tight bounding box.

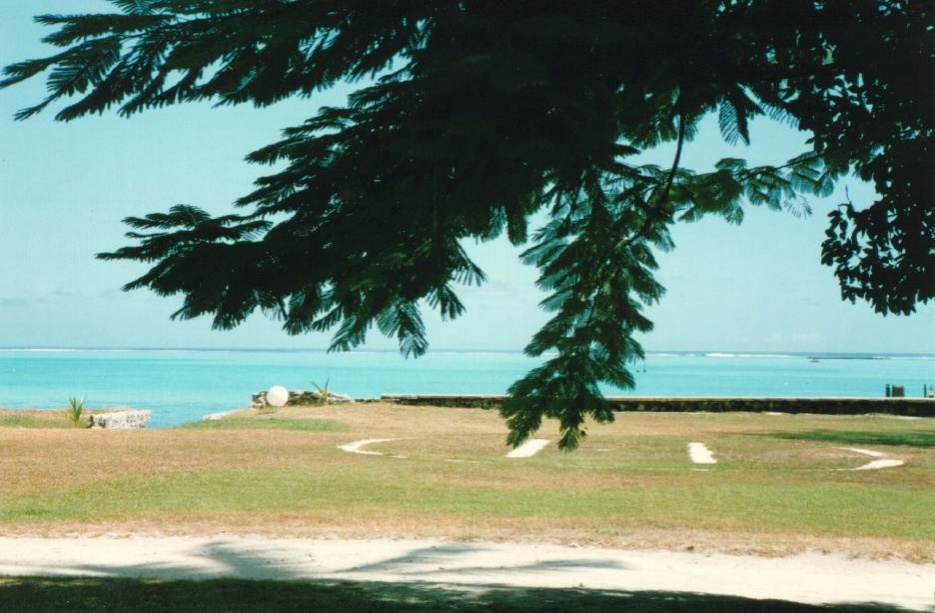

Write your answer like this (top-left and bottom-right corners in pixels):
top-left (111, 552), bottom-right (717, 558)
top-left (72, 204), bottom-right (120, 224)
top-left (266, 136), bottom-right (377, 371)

top-left (0, 576), bottom-right (918, 613)
top-left (0, 541), bottom-right (920, 612)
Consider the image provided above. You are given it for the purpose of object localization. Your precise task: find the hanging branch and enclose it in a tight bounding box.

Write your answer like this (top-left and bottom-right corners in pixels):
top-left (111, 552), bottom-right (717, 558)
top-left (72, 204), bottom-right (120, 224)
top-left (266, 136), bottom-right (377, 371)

top-left (621, 105), bottom-right (686, 248)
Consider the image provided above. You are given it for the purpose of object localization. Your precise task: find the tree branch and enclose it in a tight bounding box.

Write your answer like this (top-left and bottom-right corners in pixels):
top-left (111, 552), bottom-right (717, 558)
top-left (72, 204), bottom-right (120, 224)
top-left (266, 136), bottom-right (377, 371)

top-left (620, 106), bottom-right (686, 248)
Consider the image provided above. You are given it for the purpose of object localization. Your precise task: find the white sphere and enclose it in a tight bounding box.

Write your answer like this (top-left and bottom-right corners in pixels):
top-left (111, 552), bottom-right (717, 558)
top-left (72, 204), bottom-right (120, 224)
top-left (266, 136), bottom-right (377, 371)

top-left (266, 385), bottom-right (289, 408)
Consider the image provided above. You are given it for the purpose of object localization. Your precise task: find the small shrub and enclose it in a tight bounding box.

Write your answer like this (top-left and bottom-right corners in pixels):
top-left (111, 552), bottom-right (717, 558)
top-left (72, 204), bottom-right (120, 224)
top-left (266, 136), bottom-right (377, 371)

top-left (67, 396), bottom-right (86, 428)
top-left (312, 378), bottom-right (330, 405)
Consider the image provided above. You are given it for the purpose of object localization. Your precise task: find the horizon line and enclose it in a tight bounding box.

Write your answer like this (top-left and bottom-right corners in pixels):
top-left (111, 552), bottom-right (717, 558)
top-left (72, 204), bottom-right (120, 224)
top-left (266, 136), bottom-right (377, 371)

top-left (1, 346), bottom-right (933, 359)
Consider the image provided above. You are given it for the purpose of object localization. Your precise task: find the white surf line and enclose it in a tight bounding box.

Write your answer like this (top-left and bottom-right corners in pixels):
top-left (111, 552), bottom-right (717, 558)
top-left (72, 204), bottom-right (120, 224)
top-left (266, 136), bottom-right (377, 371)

top-left (688, 442), bottom-right (717, 465)
top-left (506, 439), bottom-right (550, 458)
top-left (338, 438), bottom-right (399, 456)
top-left (202, 409), bottom-right (240, 421)
top-left (836, 447), bottom-right (905, 471)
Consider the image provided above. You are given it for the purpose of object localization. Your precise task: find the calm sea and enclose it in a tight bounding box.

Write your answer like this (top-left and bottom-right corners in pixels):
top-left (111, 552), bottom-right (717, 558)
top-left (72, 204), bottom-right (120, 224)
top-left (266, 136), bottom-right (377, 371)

top-left (1, 349), bottom-right (932, 427)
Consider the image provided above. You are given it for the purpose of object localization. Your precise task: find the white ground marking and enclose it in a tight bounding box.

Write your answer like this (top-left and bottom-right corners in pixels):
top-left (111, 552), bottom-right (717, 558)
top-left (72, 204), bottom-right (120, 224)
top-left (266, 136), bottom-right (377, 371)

top-left (688, 442), bottom-right (717, 465)
top-left (506, 439), bottom-right (550, 458)
top-left (853, 459), bottom-right (905, 470)
top-left (836, 447), bottom-right (905, 471)
top-left (338, 438), bottom-right (400, 456)
top-left (838, 447), bottom-right (886, 458)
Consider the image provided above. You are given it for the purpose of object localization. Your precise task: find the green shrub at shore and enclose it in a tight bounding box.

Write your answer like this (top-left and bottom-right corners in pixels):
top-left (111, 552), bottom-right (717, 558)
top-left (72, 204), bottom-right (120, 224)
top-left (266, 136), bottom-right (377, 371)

top-left (66, 396), bottom-right (86, 428)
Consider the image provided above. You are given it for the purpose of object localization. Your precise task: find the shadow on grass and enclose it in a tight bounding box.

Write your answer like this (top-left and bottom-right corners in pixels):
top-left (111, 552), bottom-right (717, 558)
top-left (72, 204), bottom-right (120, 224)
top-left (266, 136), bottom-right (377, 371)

top-left (0, 577), bottom-right (917, 613)
top-left (768, 430), bottom-right (935, 448)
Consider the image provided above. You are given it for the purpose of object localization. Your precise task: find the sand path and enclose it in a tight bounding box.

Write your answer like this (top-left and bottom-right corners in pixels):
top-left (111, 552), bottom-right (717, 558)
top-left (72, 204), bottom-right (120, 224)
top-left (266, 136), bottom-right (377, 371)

top-left (0, 536), bottom-right (930, 610)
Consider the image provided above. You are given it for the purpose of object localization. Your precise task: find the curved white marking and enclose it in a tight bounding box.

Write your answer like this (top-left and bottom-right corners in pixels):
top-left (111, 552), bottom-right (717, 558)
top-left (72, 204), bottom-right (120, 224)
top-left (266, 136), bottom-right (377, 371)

top-left (338, 438), bottom-right (399, 456)
top-left (853, 459), bottom-right (905, 470)
top-left (836, 447), bottom-right (905, 471)
top-left (838, 447), bottom-right (885, 458)
top-left (506, 439), bottom-right (550, 458)
top-left (688, 442), bottom-right (717, 465)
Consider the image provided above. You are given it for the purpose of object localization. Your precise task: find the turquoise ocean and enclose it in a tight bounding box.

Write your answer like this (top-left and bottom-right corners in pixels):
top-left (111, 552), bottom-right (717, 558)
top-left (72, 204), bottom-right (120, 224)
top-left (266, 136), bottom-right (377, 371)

top-left (1, 349), bottom-right (932, 427)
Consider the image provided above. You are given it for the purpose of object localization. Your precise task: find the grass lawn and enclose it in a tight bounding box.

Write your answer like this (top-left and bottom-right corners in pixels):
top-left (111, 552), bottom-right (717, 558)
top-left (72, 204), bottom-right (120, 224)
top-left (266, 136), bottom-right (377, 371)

top-left (0, 404), bottom-right (932, 561)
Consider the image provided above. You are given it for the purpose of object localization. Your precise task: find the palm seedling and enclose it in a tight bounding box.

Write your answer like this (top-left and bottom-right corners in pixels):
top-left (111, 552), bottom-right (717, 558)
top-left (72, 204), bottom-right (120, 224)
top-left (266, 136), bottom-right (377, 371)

top-left (67, 395), bottom-right (86, 428)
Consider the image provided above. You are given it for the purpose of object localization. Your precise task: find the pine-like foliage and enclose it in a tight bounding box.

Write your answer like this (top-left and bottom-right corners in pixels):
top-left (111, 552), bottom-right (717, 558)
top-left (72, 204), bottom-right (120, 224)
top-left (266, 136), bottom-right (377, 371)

top-left (4, 0), bottom-right (931, 448)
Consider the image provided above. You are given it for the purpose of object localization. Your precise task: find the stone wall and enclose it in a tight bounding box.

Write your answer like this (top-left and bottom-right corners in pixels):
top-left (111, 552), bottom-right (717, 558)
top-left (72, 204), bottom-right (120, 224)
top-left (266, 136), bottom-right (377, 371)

top-left (251, 389), bottom-right (354, 408)
top-left (379, 394), bottom-right (935, 417)
top-left (90, 409), bottom-right (151, 429)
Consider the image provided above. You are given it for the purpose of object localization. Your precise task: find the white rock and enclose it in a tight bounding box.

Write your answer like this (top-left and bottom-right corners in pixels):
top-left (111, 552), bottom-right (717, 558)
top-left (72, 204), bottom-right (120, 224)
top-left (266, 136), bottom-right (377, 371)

top-left (90, 410), bottom-right (151, 429)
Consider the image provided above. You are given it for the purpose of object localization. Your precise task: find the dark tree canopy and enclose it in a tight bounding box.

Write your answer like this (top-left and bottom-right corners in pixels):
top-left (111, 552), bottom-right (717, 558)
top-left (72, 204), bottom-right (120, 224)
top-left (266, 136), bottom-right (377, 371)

top-left (4, 0), bottom-right (932, 449)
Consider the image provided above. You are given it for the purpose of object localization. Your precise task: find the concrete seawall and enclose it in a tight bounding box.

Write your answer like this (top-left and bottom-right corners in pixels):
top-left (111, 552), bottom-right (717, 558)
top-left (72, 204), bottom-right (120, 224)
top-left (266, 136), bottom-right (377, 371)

top-left (380, 394), bottom-right (935, 417)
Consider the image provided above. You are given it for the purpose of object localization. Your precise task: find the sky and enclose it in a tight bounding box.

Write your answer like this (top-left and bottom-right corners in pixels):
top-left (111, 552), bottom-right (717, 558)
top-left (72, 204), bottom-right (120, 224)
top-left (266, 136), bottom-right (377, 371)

top-left (1, 1), bottom-right (932, 355)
